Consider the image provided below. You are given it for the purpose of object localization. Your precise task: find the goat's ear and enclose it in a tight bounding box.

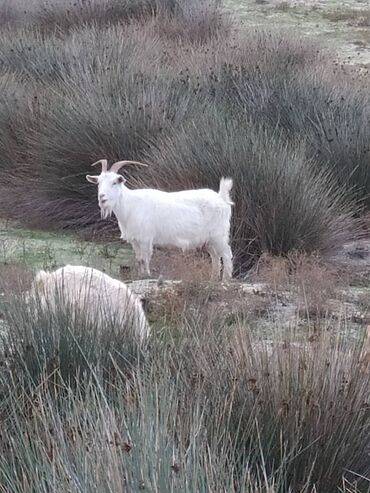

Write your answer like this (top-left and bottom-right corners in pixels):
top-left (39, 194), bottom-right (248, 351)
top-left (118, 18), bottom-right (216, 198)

top-left (86, 175), bottom-right (99, 184)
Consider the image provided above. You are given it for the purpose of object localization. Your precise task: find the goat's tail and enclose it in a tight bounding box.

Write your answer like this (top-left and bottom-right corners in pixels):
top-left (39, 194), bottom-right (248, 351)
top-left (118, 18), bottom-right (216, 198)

top-left (218, 177), bottom-right (234, 205)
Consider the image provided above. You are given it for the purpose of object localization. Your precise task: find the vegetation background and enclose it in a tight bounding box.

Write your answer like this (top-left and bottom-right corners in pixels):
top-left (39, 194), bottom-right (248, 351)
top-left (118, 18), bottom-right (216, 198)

top-left (2, 0), bottom-right (370, 272)
top-left (1, 0), bottom-right (370, 491)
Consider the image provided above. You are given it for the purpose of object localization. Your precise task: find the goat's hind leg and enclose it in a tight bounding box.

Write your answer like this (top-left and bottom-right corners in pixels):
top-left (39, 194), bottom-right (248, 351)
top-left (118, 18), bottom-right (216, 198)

top-left (207, 245), bottom-right (221, 281)
top-left (221, 244), bottom-right (233, 280)
top-left (143, 254), bottom-right (151, 277)
top-left (131, 240), bottom-right (146, 277)
top-left (209, 240), bottom-right (233, 281)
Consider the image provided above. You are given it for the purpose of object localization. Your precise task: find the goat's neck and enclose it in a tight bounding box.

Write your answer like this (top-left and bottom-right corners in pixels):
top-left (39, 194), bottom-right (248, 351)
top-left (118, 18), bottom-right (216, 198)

top-left (113, 184), bottom-right (135, 227)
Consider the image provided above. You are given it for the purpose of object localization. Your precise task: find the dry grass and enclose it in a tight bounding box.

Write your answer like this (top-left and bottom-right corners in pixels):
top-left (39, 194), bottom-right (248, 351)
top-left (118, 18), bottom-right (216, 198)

top-left (145, 253), bottom-right (342, 332)
top-left (251, 252), bottom-right (340, 321)
top-left (0, 264), bottom-right (33, 294)
top-left (274, 1), bottom-right (290, 13)
top-left (1, 258), bottom-right (370, 490)
top-left (358, 324), bottom-right (370, 370)
top-left (1, 286), bottom-right (370, 491)
top-left (147, 277), bottom-right (245, 329)
top-left (140, 248), bottom-right (212, 282)
top-left (323, 8), bottom-right (370, 27)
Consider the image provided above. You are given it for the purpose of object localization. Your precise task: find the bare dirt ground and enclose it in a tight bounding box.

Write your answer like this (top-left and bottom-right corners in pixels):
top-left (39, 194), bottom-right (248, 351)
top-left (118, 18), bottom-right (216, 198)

top-left (225, 0), bottom-right (370, 66)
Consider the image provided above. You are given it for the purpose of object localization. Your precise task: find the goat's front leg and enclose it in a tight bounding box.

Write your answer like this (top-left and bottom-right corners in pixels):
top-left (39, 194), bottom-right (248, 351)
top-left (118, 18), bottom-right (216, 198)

top-left (118, 221), bottom-right (126, 241)
top-left (141, 241), bottom-right (153, 277)
top-left (131, 240), bottom-right (144, 276)
top-left (132, 240), bottom-right (153, 277)
top-left (136, 259), bottom-right (146, 276)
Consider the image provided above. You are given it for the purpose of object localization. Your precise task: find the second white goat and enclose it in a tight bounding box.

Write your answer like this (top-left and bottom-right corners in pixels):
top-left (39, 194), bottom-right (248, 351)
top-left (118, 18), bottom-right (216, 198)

top-left (86, 159), bottom-right (233, 280)
top-left (29, 265), bottom-right (150, 342)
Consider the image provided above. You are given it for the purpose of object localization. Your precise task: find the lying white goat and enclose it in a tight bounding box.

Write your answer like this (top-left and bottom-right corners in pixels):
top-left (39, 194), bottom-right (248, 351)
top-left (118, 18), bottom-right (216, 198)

top-left (29, 265), bottom-right (150, 342)
top-left (86, 159), bottom-right (233, 280)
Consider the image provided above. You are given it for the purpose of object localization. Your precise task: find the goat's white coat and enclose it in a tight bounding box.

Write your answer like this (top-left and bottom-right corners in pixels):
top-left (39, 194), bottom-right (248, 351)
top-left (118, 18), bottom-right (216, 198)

top-left (29, 265), bottom-right (150, 342)
top-left (86, 170), bottom-right (233, 280)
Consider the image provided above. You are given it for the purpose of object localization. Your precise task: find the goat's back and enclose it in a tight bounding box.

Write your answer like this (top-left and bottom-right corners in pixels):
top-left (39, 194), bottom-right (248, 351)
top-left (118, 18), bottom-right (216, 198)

top-left (124, 187), bottom-right (231, 247)
top-left (30, 265), bottom-right (150, 341)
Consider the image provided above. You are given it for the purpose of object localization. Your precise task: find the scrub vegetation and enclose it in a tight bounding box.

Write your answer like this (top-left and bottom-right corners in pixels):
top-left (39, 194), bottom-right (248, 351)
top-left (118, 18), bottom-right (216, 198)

top-left (1, 1), bottom-right (370, 491)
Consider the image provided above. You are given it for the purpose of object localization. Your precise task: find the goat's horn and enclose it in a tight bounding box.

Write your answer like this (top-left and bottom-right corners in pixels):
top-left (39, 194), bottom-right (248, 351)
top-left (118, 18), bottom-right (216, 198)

top-left (91, 159), bottom-right (108, 172)
top-left (110, 160), bottom-right (149, 173)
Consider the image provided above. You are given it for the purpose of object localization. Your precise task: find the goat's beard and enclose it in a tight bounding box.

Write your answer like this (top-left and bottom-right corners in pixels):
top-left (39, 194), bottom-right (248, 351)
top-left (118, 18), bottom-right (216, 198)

top-left (100, 205), bottom-right (113, 219)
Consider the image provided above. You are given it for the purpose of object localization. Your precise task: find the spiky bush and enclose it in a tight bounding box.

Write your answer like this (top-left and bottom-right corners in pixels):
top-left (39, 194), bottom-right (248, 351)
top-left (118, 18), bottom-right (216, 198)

top-left (0, 290), bottom-right (370, 491)
top-left (0, 289), bottom-right (146, 391)
top-left (0, 0), bottom-right (227, 39)
top-left (0, 72), bottom-right (35, 182)
top-left (223, 64), bottom-right (370, 206)
top-left (146, 110), bottom-right (355, 271)
top-left (0, 21), bottom-right (166, 84)
top-left (0, 0), bottom-right (156, 30)
top-left (1, 0), bottom-right (370, 272)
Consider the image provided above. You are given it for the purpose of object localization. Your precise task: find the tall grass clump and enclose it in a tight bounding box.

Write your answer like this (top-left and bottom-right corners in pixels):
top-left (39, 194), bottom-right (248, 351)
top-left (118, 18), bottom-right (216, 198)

top-left (0, 0), bottom-right (369, 271)
top-left (11, 76), bottom-right (198, 228)
top-left (167, 31), bottom-right (370, 209)
top-left (0, 26), bottom-right (72, 83)
top-left (0, 289), bottom-right (146, 392)
top-left (0, 72), bottom-right (31, 174)
top-left (146, 110), bottom-right (356, 271)
top-left (0, 290), bottom-right (370, 491)
top-left (225, 64), bottom-right (370, 206)
top-left (0, 0), bottom-right (155, 30)
top-left (0, 0), bottom-right (227, 38)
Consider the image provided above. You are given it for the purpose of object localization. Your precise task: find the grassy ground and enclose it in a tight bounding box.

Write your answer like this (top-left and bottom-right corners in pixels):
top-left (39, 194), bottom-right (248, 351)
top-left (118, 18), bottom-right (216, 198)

top-left (225, 0), bottom-right (370, 66)
top-left (0, 220), bottom-right (133, 277)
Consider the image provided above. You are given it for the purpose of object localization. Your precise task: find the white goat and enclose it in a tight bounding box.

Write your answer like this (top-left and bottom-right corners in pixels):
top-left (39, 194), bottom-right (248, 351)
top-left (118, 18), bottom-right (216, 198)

top-left (86, 159), bottom-right (233, 280)
top-left (28, 265), bottom-right (150, 342)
